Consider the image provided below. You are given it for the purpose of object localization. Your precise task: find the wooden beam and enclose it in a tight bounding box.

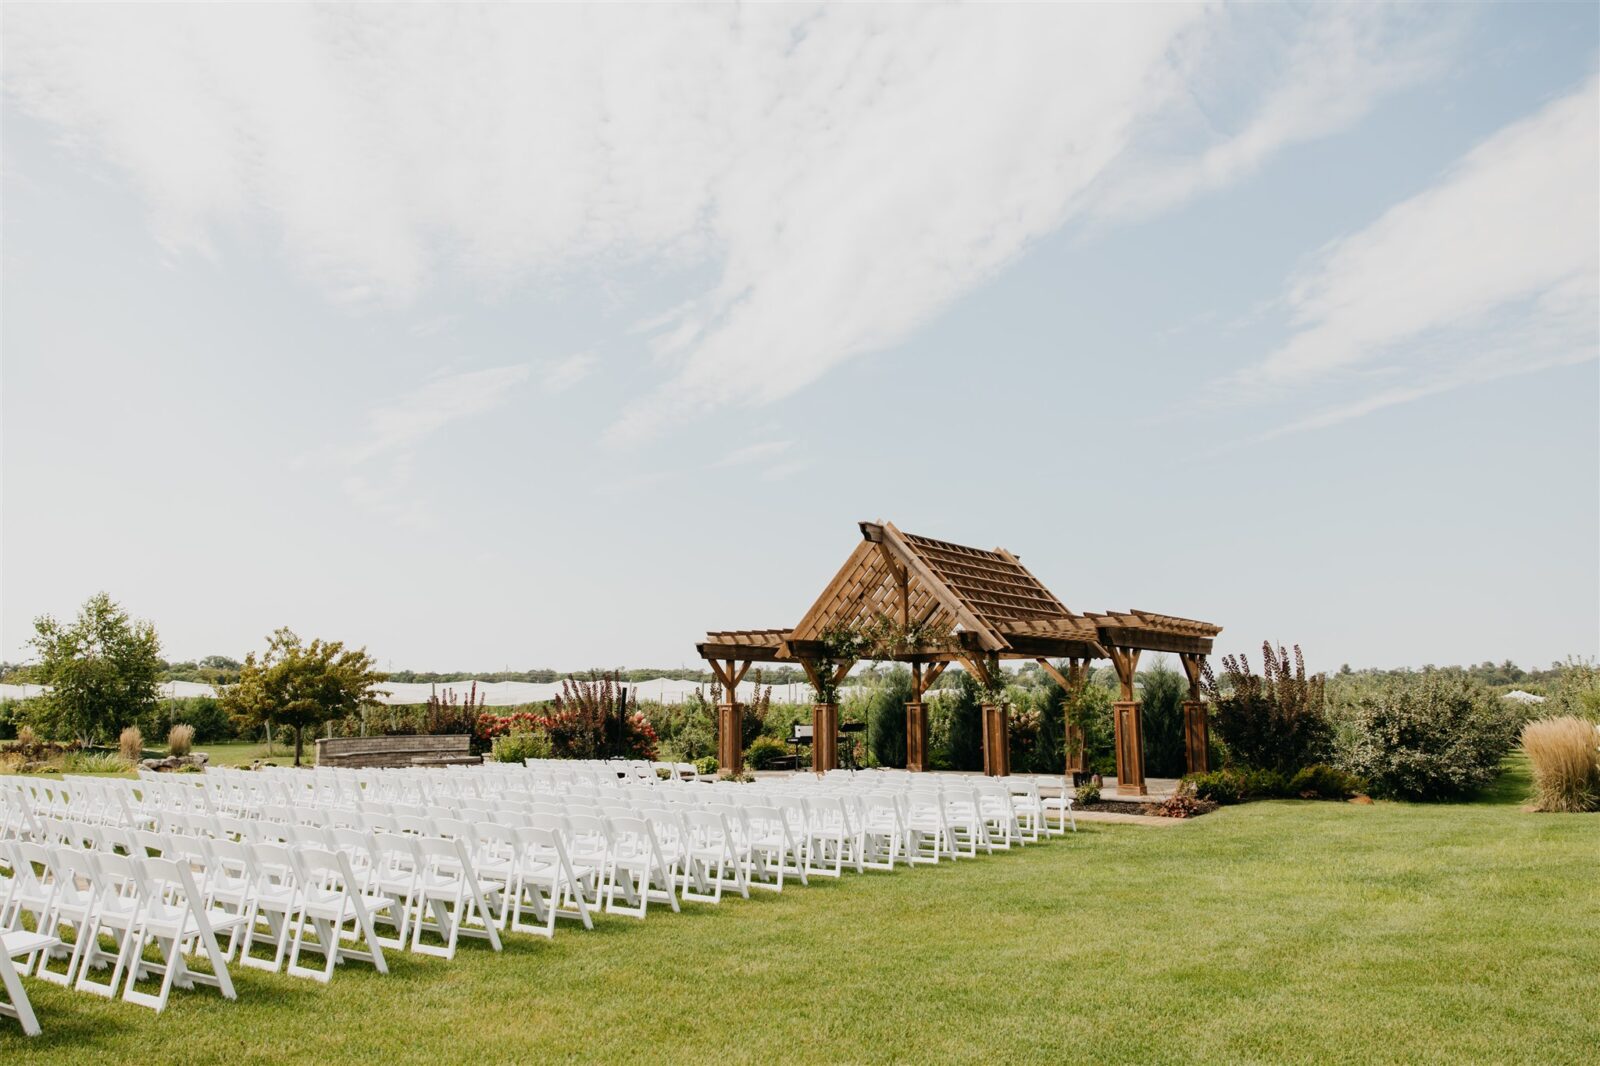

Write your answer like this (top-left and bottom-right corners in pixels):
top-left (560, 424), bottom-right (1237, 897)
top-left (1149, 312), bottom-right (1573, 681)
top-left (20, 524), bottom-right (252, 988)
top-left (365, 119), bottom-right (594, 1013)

top-left (1106, 646), bottom-right (1140, 702)
top-left (922, 661), bottom-right (949, 690)
top-left (1094, 626), bottom-right (1212, 657)
top-left (797, 658), bottom-right (824, 695)
top-left (697, 642), bottom-right (790, 663)
top-left (1001, 634), bottom-right (1105, 662)
top-left (958, 654), bottom-right (993, 689)
top-left (1179, 653), bottom-right (1205, 700)
top-left (1035, 658), bottom-right (1082, 693)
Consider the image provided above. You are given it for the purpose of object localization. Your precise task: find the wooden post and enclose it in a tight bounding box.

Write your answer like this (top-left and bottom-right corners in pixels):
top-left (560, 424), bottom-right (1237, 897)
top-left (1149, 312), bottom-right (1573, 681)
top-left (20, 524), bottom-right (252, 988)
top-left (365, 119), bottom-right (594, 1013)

top-left (1038, 657), bottom-right (1090, 781)
top-left (717, 702), bottom-right (743, 775)
top-left (906, 662), bottom-right (928, 772)
top-left (812, 703), bottom-right (838, 774)
top-left (981, 703), bottom-right (1010, 777)
top-left (1180, 653), bottom-right (1209, 775)
top-left (1112, 701), bottom-right (1146, 795)
top-left (1107, 646), bottom-right (1145, 796)
top-left (709, 658), bottom-right (752, 775)
top-left (906, 701), bottom-right (928, 771)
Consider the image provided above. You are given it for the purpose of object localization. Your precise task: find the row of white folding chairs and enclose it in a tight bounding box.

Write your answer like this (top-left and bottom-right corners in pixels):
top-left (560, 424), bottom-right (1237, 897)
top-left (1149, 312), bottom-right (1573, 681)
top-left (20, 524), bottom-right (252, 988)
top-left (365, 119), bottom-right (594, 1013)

top-left (750, 779), bottom-right (1037, 851)
top-left (247, 778), bottom-right (1047, 873)
top-left (766, 772), bottom-right (1076, 839)
top-left (1, 828), bottom-right (510, 1003)
top-left (2, 837), bottom-right (242, 1023)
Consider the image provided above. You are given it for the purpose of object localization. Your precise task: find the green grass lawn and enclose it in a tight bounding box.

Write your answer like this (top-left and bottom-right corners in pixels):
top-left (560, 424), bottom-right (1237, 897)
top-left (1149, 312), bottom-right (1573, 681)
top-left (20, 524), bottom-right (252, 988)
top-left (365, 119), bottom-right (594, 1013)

top-left (4, 757), bottom-right (1596, 1064)
top-left (7, 740), bottom-right (301, 779)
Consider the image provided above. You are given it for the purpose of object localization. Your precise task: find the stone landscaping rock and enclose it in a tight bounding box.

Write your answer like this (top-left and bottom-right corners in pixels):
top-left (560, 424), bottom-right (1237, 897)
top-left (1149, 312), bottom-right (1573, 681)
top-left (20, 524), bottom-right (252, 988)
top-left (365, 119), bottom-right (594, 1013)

top-left (139, 752), bottom-right (211, 772)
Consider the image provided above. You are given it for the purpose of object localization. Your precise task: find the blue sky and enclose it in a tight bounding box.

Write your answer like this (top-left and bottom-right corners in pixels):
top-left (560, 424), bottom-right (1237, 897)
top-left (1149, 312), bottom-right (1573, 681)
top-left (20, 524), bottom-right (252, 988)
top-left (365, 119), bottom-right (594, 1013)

top-left (2, 3), bottom-right (1596, 673)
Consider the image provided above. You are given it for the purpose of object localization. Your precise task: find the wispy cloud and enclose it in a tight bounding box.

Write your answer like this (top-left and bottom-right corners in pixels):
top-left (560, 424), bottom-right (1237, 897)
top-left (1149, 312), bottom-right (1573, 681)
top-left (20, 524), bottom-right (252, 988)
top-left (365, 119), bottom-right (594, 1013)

top-left (540, 353), bottom-right (596, 394)
top-left (1219, 73), bottom-right (1598, 440)
top-left (4, 4), bottom-right (1459, 442)
top-left (1087, 7), bottom-right (1456, 222)
top-left (711, 440), bottom-right (793, 469)
top-left (315, 355), bottom-right (595, 523)
top-left (340, 364), bottom-right (531, 467)
top-left (758, 459), bottom-right (810, 483)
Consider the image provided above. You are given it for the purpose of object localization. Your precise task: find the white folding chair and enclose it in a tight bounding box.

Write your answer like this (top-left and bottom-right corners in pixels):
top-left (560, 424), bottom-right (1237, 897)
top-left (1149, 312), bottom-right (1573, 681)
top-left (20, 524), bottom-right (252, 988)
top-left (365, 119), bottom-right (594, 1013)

top-left (603, 815), bottom-right (679, 919)
top-left (681, 810), bottom-right (750, 903)
top-left (238, 842), bottom-right (303, 973)
top-left (287, 847), bottom-right (395, 982)
top-left (1, 929), bottom-right (57, 1037)
top-left (507, 826), bottom-right (593, 938)
top-left (410, 837), bottom-right (502, 959)
top-left (121, 856), bottom-right (243, 1013)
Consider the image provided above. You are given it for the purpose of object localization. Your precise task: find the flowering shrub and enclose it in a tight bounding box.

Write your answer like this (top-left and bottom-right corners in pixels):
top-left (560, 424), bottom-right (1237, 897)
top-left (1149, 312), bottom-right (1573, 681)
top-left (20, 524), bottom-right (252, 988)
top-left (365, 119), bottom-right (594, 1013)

top-left (1329, 670), bottom-right (1517, 800)
top-left (477, 711), bottom-right (547, 741)
top-left (476, 704), bottom-right (658, 761)
top-left (1204, 643), bottom-right (1330, 773)
top-left (491, 729), bottom-right (554, 763)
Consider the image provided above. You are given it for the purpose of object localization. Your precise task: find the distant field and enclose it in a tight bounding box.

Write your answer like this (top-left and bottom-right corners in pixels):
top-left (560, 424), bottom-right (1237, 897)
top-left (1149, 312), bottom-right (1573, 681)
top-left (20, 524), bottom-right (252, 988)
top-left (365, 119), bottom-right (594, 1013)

top-left (3, 757), bottom-right (1595, 1064)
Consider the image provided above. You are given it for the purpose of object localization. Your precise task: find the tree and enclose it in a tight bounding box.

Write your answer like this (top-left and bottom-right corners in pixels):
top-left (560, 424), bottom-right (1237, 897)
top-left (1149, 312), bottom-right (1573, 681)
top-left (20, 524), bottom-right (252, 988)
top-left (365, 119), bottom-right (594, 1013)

top-left (943, 670), bottom-right (985, 771)
top-left (865, 667), bottom-right (913, 769)
top-left (223, 628), bottom-right (387, 766)
top-left (28, 592), bottom-right (162, 743)
top-left (1137, 657), bottom-right (1188, 779)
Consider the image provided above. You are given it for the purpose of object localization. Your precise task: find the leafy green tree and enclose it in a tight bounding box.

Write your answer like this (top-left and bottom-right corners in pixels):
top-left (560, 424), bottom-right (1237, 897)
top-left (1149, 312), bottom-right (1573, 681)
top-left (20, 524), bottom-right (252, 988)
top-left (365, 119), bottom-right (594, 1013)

top-left (865, 667), bottom-right (913, 769)
top-left (1063, 670), bottom-right (1117, 776)
top-left (1547, 657), bottom-right (1600, 721)
top-left (1137, 657), bottom-right (1188, 779)
top-left (943, 671), bottom-right (985, 771)
top-left (223, 628), bottom-right (387, 766)
top-left (27, 592), bottom-right (162, 743)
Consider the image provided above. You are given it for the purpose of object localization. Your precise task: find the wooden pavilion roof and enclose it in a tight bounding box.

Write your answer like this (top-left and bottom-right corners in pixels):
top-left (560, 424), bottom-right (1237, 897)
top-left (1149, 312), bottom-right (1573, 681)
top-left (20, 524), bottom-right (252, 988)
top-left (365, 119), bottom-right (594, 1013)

top-left (698, 521), bottom-right (1220, 667)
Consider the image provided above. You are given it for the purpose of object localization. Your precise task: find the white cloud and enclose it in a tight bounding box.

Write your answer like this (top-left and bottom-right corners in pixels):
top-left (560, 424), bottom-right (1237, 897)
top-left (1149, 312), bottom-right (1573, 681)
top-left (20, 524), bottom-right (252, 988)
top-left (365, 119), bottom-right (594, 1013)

top-left (1087, 7), bottom-right (1456, 221)
top-left (3, 4), bottom-right (1454, 440)
top-left (540, 353), bottom-right (596, 394)
top-left (1223, 74), bottom-right (1599, 432)
top-left (322, 360), bottom-right (582, 524)
top-left (712, 440), bottom-right (793, 469)
top-left (341, 364), bottom-right (532, 467)
top-left (758, 459), bottom-right (811, 483)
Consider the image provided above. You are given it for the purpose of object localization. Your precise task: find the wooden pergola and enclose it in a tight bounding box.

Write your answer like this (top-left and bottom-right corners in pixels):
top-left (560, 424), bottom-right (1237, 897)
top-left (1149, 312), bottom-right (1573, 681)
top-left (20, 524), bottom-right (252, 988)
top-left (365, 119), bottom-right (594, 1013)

top-left (697, 520), bottom-right (1221, 792)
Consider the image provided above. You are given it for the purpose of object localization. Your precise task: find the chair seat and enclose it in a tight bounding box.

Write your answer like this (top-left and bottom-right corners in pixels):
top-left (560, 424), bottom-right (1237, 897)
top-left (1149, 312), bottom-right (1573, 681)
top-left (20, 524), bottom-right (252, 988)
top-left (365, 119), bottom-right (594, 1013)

top-left (3, 931), bottom-right (59, 958)
top-left (304, 891), bottom-right (396, 923)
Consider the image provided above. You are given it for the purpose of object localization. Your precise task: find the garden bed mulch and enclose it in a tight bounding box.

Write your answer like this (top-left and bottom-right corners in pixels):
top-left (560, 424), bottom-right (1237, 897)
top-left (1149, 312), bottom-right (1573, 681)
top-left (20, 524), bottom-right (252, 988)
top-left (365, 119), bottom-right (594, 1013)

top-left (1074, 797), bottom-right (1220, 820)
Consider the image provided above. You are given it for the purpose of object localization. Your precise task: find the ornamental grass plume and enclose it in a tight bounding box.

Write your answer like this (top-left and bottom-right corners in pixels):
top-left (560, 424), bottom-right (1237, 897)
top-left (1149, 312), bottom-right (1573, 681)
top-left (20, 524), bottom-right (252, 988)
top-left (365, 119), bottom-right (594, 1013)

top-left (118, 725), bottom-right (143, 764)
top-left (1521, 715), bottom-right (1600, 813)
top-left (168, 723), bottom-right (195, 757)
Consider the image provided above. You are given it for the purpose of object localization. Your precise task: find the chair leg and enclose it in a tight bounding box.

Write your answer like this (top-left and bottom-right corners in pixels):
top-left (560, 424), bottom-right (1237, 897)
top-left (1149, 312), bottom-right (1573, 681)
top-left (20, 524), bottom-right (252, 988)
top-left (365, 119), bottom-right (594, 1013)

top-left (0, 954), bottom-right (42, 1037)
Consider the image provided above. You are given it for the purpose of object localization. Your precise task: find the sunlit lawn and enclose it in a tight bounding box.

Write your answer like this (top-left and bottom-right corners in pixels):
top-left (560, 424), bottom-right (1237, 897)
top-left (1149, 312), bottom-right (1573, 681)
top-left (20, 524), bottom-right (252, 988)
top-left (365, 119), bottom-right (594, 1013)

top-left (8, 740), bottom-right (294, 778)
top-left (3, 756), bottom-right (1596, 1064)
